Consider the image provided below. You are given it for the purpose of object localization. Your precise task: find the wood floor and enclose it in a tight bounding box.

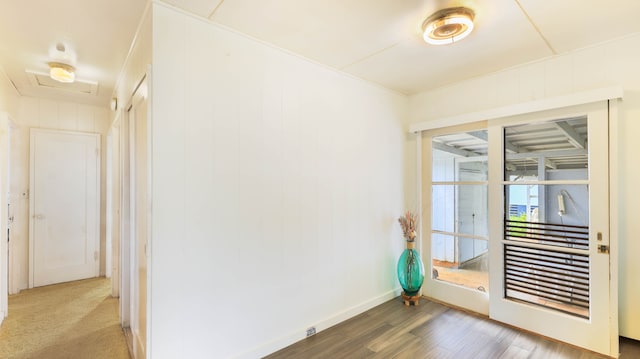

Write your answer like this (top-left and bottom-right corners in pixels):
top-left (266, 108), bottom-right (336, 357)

top-left (266, 297), bottom-right (640, 359)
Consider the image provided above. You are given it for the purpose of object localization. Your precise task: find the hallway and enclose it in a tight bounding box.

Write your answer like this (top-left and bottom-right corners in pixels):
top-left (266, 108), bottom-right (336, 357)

top-left (0, 278), bottom-right (130, 359)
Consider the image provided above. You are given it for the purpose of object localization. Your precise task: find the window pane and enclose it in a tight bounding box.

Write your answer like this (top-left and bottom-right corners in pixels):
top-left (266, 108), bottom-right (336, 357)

top-left (505, 184), bottom-right (589, 228)
top-left (504, 117), bottom-right (588, 181)
top-left (504, 244), bottom-right (589, 319)
top-left (431, 233), bottom-right (488, 292)
top-left (433, 130), bottom-right (488, 182)
top-left (503, 116), bottom-right (592, 319)
top-left (432, 185), bottom-right (488, 237)
top-left (430, 128), bottom-right (489, 294)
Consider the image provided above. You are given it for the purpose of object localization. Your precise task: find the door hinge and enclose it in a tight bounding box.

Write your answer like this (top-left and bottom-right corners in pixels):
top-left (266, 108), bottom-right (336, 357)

top-left (597, 244), bottom-right (610, 254)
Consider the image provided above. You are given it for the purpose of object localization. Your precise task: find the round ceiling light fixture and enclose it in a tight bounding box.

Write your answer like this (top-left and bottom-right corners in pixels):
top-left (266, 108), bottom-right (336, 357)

top-left (48, 62), bottom-right (75, 83)
top-left (422, 7), bottom-right (475, 45)
top-left (47, 42), bottom-right (77, 83)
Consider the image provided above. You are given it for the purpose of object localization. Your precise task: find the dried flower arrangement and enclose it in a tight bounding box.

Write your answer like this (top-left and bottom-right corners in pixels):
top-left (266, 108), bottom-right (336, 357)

top-left (398, 211), bottom-right (417, 241)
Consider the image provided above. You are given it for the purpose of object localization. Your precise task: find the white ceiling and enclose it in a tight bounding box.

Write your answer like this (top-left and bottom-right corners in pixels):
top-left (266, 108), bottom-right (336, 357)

top-left (2, 0), bottom-right (640, 107)
top-left (0, 0), bottom-right (147, 106)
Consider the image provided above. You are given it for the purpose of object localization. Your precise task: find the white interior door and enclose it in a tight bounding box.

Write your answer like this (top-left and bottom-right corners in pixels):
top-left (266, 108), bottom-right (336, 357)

top-left (29, 129), bottom-right (100, 287)
top-left (488, 101), bottom-right (616, 356)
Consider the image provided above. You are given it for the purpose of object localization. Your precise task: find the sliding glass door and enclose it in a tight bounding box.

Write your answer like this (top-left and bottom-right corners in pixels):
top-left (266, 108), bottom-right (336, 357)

top-left (488, 101), bottom-right (614, 356)
top-left (421, 101), bottom-right (616, 356)
top-left (422, 121), bottom-right (489, 314)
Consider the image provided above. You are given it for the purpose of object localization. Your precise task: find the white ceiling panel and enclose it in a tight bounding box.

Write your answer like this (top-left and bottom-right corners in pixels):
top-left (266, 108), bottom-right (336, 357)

top-left (162, 0), bottom-right (223, 18)
top-left (344, 0), bottom-right (553, 94)
top-left (211, 0), bottom-right (433, 68)
top-left (519, 0), bottom-right (640, 54)
top-left (1, 0), bottom-right (640, 106)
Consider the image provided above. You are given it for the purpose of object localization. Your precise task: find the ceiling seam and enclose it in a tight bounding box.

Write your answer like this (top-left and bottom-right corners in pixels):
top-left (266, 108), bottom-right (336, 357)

top-left (208, 0), bottom-right (226, 19)
top-left (338, 41), bottom-right (403, 70)
top-left (514, 0), bottom-right (557, 55)
top-left (8, 78), bottom-right (21, 96)
top-left (1, 69), bottom-right (21, 96)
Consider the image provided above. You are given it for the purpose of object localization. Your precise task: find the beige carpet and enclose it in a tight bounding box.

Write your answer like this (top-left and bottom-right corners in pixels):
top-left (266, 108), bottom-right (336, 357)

top-left (0, 277), bottom-right (130, 359)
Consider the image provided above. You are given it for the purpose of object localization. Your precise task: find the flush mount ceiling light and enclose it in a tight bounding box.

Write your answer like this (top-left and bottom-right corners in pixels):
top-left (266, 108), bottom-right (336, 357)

top-left (48, 62), bottom-right (75, 83)
top-left (422, 7), bottom-right (475, 45)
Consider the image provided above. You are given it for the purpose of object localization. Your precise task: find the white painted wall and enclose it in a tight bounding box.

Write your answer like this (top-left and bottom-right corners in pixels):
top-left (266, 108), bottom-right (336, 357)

top-left (9, 97), bottom-right (110, 292)
top-left (408, 32), bottom-right (640, 340)
top-left (150, 4), bottom-right (408, 358)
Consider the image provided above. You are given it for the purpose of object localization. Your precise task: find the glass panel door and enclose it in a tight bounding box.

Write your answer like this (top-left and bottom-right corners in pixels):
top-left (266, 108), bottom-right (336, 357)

top-left (422, 122), bottom-right (489, 314)
top-left (488, 101), bottom-right (615, 356)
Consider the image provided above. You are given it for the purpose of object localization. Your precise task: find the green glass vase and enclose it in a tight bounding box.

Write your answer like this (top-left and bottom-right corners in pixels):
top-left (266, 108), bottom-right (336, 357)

top-left (397, 241), bottom-right (424, 296)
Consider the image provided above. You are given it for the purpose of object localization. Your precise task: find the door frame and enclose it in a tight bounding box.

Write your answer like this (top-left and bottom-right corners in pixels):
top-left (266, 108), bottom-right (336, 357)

top-left (28, 128), bottom-right (101, 288)
top-left (128, 82), bottom-right (143, 358)
top-left (120, 109), bottom-right (132, 328)
top-left (109, 122), bottom-right (122, 298)
top-left (608, 100), bottom-right (619, 351)
top-left (106, 131), bottom-right (113, 281)
top-left (119, 69), bottom-right (152, 359)
top-left (0, 112), bottom-right (14, 324)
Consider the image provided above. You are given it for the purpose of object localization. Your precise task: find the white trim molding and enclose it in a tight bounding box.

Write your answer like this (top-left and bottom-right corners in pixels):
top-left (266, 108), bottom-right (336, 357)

top-left (410, 86), bottom-right (624, 133)
top-left (608, 99), bottom-right (620, 354)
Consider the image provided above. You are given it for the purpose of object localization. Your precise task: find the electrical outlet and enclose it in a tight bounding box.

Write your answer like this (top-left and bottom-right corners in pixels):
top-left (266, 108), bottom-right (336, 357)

top-left (306, 327), bottom-right (316, 337)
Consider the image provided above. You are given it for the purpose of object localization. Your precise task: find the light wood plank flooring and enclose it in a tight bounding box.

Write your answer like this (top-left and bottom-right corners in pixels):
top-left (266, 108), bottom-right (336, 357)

top-left (266, 297), bottom-right (640, 358)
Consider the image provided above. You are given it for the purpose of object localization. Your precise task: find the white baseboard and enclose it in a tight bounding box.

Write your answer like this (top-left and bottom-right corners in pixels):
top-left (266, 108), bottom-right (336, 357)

top-left (235, 288), bottom-right (401, 359)
top-left (0, 311), bottom-right (4, 327)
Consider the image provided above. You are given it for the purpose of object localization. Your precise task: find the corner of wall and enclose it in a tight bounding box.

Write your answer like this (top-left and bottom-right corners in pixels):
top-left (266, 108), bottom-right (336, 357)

top-left (0, 66), bottom-right (20, 120)
top-left (112, 0), bottom-right (152, 128)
